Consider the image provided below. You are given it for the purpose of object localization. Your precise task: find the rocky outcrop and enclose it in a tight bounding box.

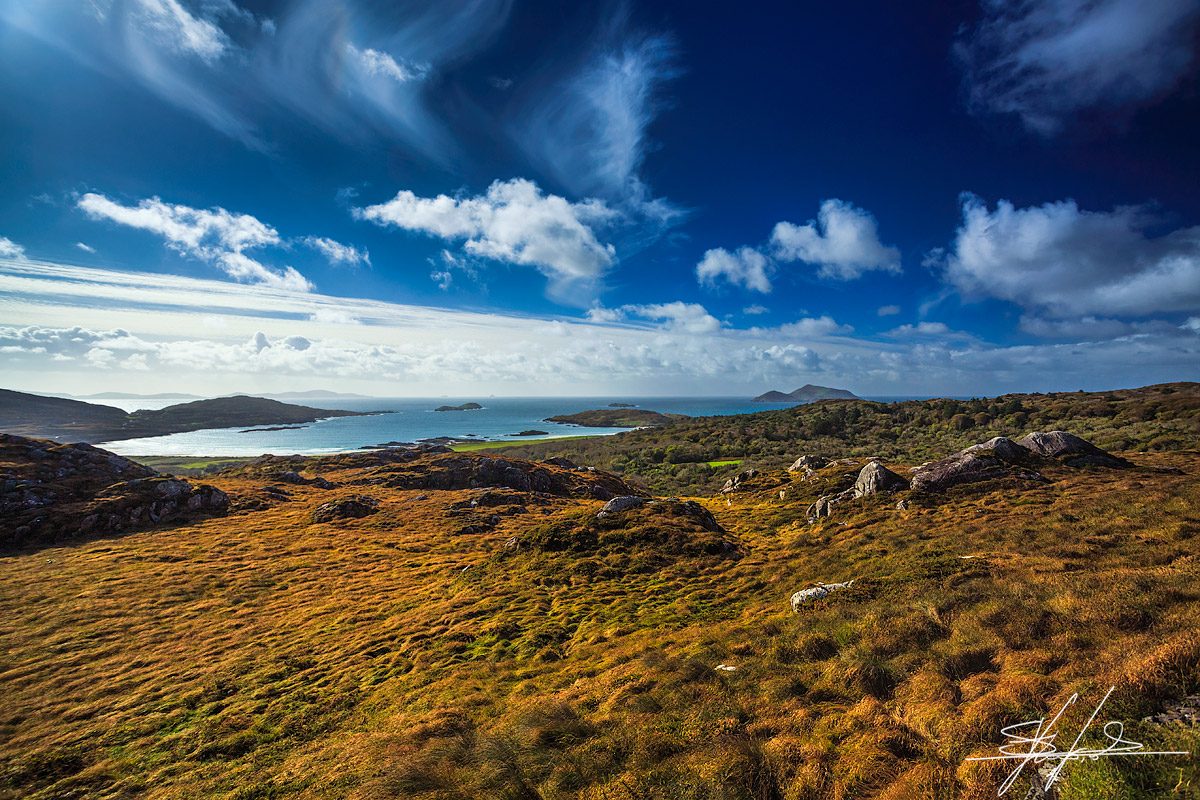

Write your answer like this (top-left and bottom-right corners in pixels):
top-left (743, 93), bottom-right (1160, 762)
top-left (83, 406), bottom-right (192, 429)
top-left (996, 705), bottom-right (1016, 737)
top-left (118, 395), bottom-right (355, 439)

top-left (277, 470), bottom-right (337, 489)
top-left (353, 453), bottom-right (638, 500)
top-left (788, 455), bottom-right (827, 473)
top-left (911, 431), bottom-right (1123, 493)
top-left (0, 434), bottom-right (228, 549)
top-left (721, 469), bottom-right (759, 494)
top-left (312, 495), bottom-right (379, 523)
top-left (1017, 431), bottom-right (1130, 467)
top-left (806, 461), bottom-right (906, 521)
top-left (791, 580), bottom-right (855, 611)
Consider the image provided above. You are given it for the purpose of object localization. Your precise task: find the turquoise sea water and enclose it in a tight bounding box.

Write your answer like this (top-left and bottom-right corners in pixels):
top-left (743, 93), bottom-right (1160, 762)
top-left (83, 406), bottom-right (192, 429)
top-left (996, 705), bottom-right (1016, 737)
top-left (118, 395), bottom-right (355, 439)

top-left (99, 395), bottom-right (955, 457)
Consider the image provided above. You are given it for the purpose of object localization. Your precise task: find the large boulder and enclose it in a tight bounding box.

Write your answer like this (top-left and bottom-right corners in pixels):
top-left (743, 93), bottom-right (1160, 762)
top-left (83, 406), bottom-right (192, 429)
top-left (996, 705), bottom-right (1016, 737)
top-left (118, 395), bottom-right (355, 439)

top-left (597, 495), bottom-right (646, 516)
top-left (964, 436), bottom-right (1029, 463)
top-left (910, 451), bottom-right (1044, 493)
top-left (788, 455), bottom-right (828, 473)
top-left (853, 461), bottom-right (907, 497)
top-left (1016, 431), bottom-right (1128, 467)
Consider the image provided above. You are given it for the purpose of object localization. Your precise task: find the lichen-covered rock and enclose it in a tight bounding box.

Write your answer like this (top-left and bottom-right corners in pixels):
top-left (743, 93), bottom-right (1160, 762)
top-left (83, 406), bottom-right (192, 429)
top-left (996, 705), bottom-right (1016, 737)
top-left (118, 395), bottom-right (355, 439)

top-left (853, 461), bottom-right (907, 497)
top-left (788, 455), bottom-right (828, 472)
top-left (598, 496), bottom-right (646, 516)
top-left (721, 469), bottom-right (759, 494)
top-left (1016, 431), bottom-right (1128, 467)
top-left (791, 580), bottom-right (855, 611)
top-left (312, 495), bottom-right (379, 523)
top-left (965, 436), bottom-right (1029, 463)
top-left (0, 435), bottom-right (228, 549)
top-left (910, 451), bottom-right (1043, 493)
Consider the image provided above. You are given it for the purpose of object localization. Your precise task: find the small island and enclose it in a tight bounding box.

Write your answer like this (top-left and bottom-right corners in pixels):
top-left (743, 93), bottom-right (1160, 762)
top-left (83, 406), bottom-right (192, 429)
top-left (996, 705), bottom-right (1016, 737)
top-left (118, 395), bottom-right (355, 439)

top-left (608, 402), bottom-right (636, 408)
top-left (545, 409), bottom-right (687, 428)
top-left (510, 429), bottom-right (549, 436)
top-left (434, 403), bottom-right (483, 412)
top-left (753, 384), bottom-right (860, 403)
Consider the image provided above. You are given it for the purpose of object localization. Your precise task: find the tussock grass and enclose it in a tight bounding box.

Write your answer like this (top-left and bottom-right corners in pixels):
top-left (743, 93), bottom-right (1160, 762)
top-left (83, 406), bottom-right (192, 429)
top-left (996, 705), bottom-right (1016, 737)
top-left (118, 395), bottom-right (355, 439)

top-left (1, 447), bottom-right (1198, 799)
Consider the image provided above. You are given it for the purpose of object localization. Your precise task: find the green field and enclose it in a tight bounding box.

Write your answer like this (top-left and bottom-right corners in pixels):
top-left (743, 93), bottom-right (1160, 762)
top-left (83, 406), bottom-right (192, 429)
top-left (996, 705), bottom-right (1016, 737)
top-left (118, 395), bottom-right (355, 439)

top-left (706, 458), bottom-right (743, 467)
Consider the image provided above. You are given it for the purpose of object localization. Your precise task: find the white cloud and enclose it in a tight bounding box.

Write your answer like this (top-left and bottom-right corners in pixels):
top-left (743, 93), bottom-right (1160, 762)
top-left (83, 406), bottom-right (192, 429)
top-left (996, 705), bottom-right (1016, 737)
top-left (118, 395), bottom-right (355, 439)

top-left (956, 0), bottom-right (1200, 135)
top-left (586, 306), bottom-right (626, 324)
top-left (938, 194), bottom-right (1200, 317)
top-left (301, 236), bottom-right (370, 267)
top-left (307, 308), bottom-right (361, 325)
top-left (770, 199), bottom-right (901, 280)
top-left (0, 237), bottom-right (25, 259)
top-left (743, 304), bottom-right (769, 316)
top-left (877, 304), bottom-right (900, 316)
top-left (355, 178), bottom-right (618, 302)
top-left (77, 192), bottom-right (313, 292)
top-left (622, 301), bottom-right (722, 334)
top-left (772, 316), bottom-right (853, 338)
top-left (886, 321), bottom-right (954, 338)
top-left (75, 242), bottom-right (96, 253)
top-left (345, 43), bottom-right (425, 84)
top-left (696, 247), bottom-right (772, 293)
top-left (3, 259), bottom-right (1197, 398)
top-left (133, 0), bottom-right (229, 61)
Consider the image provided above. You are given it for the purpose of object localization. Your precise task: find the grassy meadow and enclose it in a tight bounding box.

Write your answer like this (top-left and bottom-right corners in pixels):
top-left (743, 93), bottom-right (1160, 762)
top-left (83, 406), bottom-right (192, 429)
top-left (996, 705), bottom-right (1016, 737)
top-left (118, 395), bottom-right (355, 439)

top-left (1, 386), bottom-right (1199, 799)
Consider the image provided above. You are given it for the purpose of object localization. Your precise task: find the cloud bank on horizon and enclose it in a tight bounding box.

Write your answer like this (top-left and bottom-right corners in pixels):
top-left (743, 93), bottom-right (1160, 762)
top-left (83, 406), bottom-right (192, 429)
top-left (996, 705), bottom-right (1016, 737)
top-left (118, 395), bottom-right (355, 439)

top-left (0, 0), bottom-right (1198, 396)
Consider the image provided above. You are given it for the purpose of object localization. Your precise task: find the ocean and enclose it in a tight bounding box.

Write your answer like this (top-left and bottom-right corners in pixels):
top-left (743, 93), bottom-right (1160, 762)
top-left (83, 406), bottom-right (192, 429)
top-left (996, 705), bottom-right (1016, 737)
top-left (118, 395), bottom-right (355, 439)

top-left (98, 395), bottom-right (954, 457)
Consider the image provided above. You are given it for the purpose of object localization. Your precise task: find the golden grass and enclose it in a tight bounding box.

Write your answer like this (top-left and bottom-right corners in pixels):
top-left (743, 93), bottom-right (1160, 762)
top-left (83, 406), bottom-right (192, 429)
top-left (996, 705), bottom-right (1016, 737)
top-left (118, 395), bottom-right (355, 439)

top-left (0, 451), bottom-right (1198, 798)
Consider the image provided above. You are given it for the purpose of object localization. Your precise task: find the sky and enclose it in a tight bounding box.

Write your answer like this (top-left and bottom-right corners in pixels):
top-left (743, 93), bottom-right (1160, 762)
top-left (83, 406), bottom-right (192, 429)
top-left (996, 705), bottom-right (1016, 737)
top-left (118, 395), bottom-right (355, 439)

top-left (1, 0), bottom-right (1199, 398)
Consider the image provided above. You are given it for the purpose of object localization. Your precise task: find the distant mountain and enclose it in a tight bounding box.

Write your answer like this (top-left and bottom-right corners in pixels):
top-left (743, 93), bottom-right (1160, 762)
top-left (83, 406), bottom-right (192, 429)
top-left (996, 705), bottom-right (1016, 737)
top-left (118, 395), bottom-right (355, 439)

top-left (752, 384), bottom-right (860, 403)
top-left (0, 389), bottom-right (384, 443)
top-left (79, 392), bottom-right (203, 400)
top-left (255, 390), bottom-right (373, 400)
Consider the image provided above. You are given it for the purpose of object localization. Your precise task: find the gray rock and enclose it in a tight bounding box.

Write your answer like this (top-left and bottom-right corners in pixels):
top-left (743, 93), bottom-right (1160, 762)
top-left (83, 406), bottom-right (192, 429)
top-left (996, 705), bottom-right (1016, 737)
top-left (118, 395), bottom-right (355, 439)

top-left (788, 455), bottom-right (828, 472)
top-left (721, 469), bottom-right (759, 494)
top-left (598, 495), bottom-right (646, 516)
top-left (853, 461), bottom-right (907, 497)
top-left (791, 579), bottom-right (854, 611)
top-left (965, 436), bottom-right (1029, 463)
top-left (1016, 431), bottom-right (1128, 467)
top-left (910, 451), bottom-right (1043, 493)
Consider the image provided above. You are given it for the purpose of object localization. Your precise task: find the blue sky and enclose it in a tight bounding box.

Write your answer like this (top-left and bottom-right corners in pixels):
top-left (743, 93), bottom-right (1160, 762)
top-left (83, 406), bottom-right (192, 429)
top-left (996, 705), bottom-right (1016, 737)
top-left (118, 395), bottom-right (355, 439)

top-left (1, 0), bottom-right (1198, 397)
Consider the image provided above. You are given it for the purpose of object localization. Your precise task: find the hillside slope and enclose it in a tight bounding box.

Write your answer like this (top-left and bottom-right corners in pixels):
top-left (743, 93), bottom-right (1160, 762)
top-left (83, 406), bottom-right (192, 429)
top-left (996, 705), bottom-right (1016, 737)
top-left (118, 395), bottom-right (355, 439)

top-left (0, 428), bottom-right (1196, 799)
top-left (0, 389), bottom-right (379, 442)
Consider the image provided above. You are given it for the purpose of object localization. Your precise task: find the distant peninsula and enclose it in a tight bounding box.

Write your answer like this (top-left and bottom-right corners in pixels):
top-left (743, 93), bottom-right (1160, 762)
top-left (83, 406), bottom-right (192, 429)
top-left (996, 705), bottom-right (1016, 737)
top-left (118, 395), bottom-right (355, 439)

top-left (753, 384), bottom-right (860, 403)
top-left (0, 389), bottom-right (385, 443)
top-left (545, 409), bottom-right (687, 428)
top-left (435, 403), bottom-right (483, 412)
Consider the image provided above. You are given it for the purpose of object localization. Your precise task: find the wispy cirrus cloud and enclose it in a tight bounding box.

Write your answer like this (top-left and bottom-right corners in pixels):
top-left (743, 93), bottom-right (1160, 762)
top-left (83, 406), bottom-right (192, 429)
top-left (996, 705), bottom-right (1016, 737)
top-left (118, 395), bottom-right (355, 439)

top-left (301, 236), bottom-right (370, 268)
top-left (77, 192), bottom-right (313, 291)
top-left (354, 178), bottom-right (617, 303)
top-left (516, 27), bottom-right (684, 230)
top-left (955, 0), bottom-right (1200, 135)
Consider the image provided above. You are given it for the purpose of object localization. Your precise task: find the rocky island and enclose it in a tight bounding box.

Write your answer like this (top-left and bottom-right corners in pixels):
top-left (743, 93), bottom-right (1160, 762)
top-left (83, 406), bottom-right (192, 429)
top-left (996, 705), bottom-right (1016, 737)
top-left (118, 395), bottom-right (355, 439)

top-left (753, 383), bottom-right (860, 403)
top-left (434, 402), bottom-right (483, 412)
top-left (545, 409), bottom-right (687, 427)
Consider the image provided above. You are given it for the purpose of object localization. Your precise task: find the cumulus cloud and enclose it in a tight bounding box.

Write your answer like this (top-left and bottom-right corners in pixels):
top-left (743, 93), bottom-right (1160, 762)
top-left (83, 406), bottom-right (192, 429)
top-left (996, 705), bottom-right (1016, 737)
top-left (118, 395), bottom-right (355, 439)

top-left (772, 316), bottom-right (854, 338)
top-left (623, 302), bottom-right (722, 334)
top-left (77, 192), bottom-right (313, 291)
top-left (0, 236), bottom-right (26, 259)
top-left (770, 199), bottom-right (901, 280)
top-left (696, 247), bottom-right (772, 293)
top-left (937, 194), bottom-right (1200, 317)
top-left (697, 199), bottom-right (900, 292)
top-left (877, 304), bottom-right (900, 316)
top-left (301, 236), bottom-right (370, 267)
top-left (886, 322), bottom-right (955, 338)
top-left (956, 0), bottom-right (1200, 135)
top-left (354, 178), bottom-right (617, 302)
top-left (743, 305), bottom-right (769, 316)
